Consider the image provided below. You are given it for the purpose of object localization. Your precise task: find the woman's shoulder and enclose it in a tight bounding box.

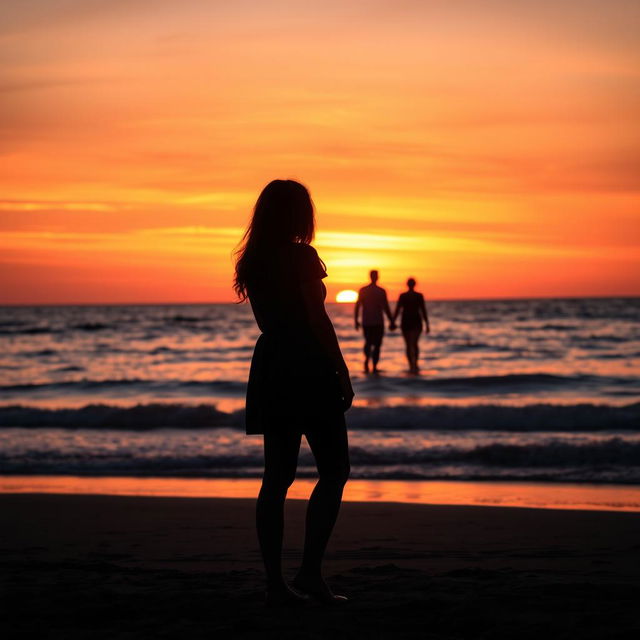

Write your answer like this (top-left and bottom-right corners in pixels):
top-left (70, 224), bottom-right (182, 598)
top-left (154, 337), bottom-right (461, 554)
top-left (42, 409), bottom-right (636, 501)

top-left (290, 242), bottom-right (318, 256)
top-left (291, 243), bottom-right (326, 280)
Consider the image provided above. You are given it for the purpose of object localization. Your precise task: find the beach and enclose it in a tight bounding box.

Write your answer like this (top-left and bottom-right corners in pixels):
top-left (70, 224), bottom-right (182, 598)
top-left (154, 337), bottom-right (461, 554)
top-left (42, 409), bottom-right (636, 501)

top-left (3, 493), bottom-right (640, 639)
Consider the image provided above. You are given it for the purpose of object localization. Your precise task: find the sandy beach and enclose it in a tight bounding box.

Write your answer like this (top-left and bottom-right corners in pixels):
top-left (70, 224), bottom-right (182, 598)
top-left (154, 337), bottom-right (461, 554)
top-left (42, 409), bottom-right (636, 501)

top-left (2, 494), bottom-right (640, 639)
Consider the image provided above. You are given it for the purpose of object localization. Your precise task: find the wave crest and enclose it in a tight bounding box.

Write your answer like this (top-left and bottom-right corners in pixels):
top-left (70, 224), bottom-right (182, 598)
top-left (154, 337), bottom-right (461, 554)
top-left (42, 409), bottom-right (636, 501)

top-left (1, 401), bottom-right (639, 432)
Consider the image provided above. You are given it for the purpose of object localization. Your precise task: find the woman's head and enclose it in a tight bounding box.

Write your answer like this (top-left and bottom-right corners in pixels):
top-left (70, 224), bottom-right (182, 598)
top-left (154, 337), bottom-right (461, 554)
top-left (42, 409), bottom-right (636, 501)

top-left (233, 179), bottom-right (315, 300)
top-left (407, 278), bottom-right (416, 290)
top-left (248, 179), bottom-right (315, 248)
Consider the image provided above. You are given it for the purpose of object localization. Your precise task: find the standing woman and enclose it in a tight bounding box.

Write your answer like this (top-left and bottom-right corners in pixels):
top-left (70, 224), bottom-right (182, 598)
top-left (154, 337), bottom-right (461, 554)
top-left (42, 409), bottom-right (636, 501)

top-left (234, 179), bottom-right (353, 606)
top-left (393, 278), bottom-right (430, 374)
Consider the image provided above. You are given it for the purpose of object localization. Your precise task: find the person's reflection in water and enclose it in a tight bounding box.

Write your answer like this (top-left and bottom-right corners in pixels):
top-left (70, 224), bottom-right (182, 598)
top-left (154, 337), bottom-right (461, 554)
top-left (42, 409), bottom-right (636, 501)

top-left (234, 179), bottom-right (354, 606)
top-left (393, 278), bottom-right (430, 374)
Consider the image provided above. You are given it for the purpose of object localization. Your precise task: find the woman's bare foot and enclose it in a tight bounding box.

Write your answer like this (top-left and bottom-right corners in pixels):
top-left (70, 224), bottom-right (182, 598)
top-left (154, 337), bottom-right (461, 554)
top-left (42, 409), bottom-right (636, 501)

top-left (292, 573), bottom-right (348, 605)
top-left (265, 582), bottom-right (310, 607)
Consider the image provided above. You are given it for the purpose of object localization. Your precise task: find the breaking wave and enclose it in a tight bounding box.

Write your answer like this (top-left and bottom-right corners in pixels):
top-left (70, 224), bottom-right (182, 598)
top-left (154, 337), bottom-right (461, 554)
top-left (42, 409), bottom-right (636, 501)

top-left (1, 401), bottom-right (638, 432)
top-left (1, 434), bottom-right (638, 483)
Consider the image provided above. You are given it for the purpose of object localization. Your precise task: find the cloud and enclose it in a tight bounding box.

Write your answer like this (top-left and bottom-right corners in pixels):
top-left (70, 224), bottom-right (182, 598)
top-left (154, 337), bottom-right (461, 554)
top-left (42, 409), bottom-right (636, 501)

top-left (0, 201), bottom-right (116, 212)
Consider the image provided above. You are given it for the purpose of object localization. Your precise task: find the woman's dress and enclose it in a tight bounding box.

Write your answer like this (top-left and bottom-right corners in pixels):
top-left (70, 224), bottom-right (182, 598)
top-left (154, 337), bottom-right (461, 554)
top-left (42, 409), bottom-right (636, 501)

top-left (398, 291), bottom-right (424, 332)
top-left (244, 243), bottom-right (344, 435)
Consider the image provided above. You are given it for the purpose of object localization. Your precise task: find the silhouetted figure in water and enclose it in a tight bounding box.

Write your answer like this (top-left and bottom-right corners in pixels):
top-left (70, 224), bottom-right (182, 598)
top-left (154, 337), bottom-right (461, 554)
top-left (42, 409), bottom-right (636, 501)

top-left (234, 179), bottom-right (353, 606)
top-left (393, 278), bottom-right (430, 374)
top-left (354, 270), bottom-right (395, 373)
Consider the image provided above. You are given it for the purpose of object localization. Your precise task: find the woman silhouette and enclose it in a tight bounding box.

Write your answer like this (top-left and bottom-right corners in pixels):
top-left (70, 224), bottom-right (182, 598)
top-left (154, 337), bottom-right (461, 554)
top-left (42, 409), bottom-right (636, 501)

top-left (234, 179), bottom-right (353, 606)
top-left (393, 278), bottom-right (430, 374)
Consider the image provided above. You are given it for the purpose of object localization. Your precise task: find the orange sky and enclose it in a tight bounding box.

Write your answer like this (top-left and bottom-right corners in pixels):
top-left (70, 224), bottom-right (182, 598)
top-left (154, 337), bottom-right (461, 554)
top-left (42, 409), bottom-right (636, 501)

top-left (1, 0), bottom-right (639, 304)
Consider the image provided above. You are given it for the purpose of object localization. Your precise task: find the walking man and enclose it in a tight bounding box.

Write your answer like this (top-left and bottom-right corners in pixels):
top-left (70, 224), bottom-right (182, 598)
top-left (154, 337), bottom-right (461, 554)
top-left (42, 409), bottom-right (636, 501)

top-left (355, 270), bottom-right (395, 373)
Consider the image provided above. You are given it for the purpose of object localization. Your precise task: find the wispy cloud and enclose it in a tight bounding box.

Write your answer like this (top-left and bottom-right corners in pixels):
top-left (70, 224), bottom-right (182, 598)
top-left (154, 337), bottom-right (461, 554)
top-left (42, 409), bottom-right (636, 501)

top-left (0, 201), bottom-right (117, 212)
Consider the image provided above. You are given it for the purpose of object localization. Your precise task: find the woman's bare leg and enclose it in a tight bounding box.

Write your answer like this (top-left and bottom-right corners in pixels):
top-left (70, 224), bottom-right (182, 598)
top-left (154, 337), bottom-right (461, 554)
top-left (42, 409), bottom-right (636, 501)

top-left (295, 418), bottom-right (350, 592)
top-left (403, 328), bottom-right (421, 372)
top-left (402, 330), bottom-right (413, 370)
top-left (256, 428), bottom-right (301, 590)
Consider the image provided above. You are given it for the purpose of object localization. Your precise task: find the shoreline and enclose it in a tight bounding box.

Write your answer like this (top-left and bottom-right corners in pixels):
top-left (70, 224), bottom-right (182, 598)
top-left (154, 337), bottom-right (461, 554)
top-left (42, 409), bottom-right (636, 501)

top-left (2, 475), bottom-right (640, 512)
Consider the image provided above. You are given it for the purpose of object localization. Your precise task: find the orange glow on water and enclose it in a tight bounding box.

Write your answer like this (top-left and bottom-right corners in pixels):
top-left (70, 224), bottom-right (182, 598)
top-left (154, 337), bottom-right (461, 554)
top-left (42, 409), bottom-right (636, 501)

top-left (2, 476), bottom-right (639, 512)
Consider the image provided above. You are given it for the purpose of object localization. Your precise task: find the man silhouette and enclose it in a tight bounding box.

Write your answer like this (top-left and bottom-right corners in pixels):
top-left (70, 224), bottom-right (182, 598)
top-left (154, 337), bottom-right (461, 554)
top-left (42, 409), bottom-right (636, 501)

top-left (354, 270), bottom-right (395, 373)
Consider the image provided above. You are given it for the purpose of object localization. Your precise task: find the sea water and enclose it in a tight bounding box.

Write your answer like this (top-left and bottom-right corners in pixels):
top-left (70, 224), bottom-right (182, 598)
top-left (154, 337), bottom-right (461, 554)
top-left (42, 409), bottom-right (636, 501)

top-left (1, 298), bottom-right (639, 489)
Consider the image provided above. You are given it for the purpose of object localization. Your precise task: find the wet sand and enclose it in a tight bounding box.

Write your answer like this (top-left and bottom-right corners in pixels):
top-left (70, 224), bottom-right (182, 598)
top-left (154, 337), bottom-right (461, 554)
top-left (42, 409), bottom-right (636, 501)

top-left (2, 493), bottom-right (640, 639)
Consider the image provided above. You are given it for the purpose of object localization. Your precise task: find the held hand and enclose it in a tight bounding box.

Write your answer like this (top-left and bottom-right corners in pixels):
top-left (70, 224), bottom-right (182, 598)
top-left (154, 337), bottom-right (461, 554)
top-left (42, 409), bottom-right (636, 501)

top-left (337, 370), bottom-right (354, 411)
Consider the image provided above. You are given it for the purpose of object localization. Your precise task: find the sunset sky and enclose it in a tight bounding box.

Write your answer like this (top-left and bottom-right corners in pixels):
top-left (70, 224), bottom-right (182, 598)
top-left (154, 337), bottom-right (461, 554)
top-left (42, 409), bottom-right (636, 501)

top-left (1, 0), bottom-right (639, 304)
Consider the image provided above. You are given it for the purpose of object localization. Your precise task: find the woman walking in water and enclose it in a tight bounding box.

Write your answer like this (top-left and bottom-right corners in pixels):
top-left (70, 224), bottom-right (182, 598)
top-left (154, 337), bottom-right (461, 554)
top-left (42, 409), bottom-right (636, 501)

top-left (393, 278), bottom-right (430, 374)
top-left (234, 179), bottom-right (353, 606)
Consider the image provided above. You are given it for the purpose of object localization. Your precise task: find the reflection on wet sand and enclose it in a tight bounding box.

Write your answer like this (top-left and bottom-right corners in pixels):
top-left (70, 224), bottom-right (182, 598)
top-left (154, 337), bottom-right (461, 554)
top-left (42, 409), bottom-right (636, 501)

top-left (2, 475), bottom-right (639, 512)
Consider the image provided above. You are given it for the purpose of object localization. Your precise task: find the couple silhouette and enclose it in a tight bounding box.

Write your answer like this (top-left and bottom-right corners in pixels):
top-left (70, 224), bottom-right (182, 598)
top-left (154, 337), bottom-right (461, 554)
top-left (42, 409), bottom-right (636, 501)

top-left (355, 270), bottom-right (430, 374)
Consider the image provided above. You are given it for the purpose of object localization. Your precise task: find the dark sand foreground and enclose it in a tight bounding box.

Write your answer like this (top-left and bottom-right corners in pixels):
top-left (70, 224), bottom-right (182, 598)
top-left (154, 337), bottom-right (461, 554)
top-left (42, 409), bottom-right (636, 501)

top-left (2, 494), bottom-right (640, 639)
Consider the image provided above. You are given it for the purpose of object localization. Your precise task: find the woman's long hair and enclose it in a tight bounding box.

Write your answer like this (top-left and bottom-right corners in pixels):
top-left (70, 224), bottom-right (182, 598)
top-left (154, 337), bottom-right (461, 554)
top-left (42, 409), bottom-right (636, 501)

top-left (233, 179), bottom-right (315, 301)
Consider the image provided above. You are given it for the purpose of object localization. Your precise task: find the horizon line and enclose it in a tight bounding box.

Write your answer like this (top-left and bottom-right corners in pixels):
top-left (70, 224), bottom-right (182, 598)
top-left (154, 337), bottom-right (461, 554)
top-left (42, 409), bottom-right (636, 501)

top-left (1, 293), bottom-right (639, 308)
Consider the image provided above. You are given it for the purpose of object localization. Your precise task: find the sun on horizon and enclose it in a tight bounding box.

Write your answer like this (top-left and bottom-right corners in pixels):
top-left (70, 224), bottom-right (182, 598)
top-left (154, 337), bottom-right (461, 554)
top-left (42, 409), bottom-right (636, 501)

top-left (336, 290), bottom-right (358, 303)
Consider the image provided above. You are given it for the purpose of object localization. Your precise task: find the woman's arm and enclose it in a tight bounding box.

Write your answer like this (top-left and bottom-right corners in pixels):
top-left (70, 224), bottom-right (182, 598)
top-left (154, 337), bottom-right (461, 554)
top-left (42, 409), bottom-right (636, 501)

top-left (301, 278), bottom-right (354, 409)
top-left (383, 290), bottom-right (396, 330)
top-left (392, 296), bottom-right (403, 323)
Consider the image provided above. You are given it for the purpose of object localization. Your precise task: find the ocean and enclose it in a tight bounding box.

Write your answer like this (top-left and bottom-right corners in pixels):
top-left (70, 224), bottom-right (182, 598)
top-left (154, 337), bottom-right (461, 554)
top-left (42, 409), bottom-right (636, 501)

top-left (1, 297), bottom-right (639, 497)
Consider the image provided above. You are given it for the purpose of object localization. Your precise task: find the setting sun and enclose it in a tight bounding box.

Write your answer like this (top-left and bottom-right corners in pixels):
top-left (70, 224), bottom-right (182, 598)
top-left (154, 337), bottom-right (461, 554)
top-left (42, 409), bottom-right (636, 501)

top-left (336, 290), bottom-right (358, 303)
